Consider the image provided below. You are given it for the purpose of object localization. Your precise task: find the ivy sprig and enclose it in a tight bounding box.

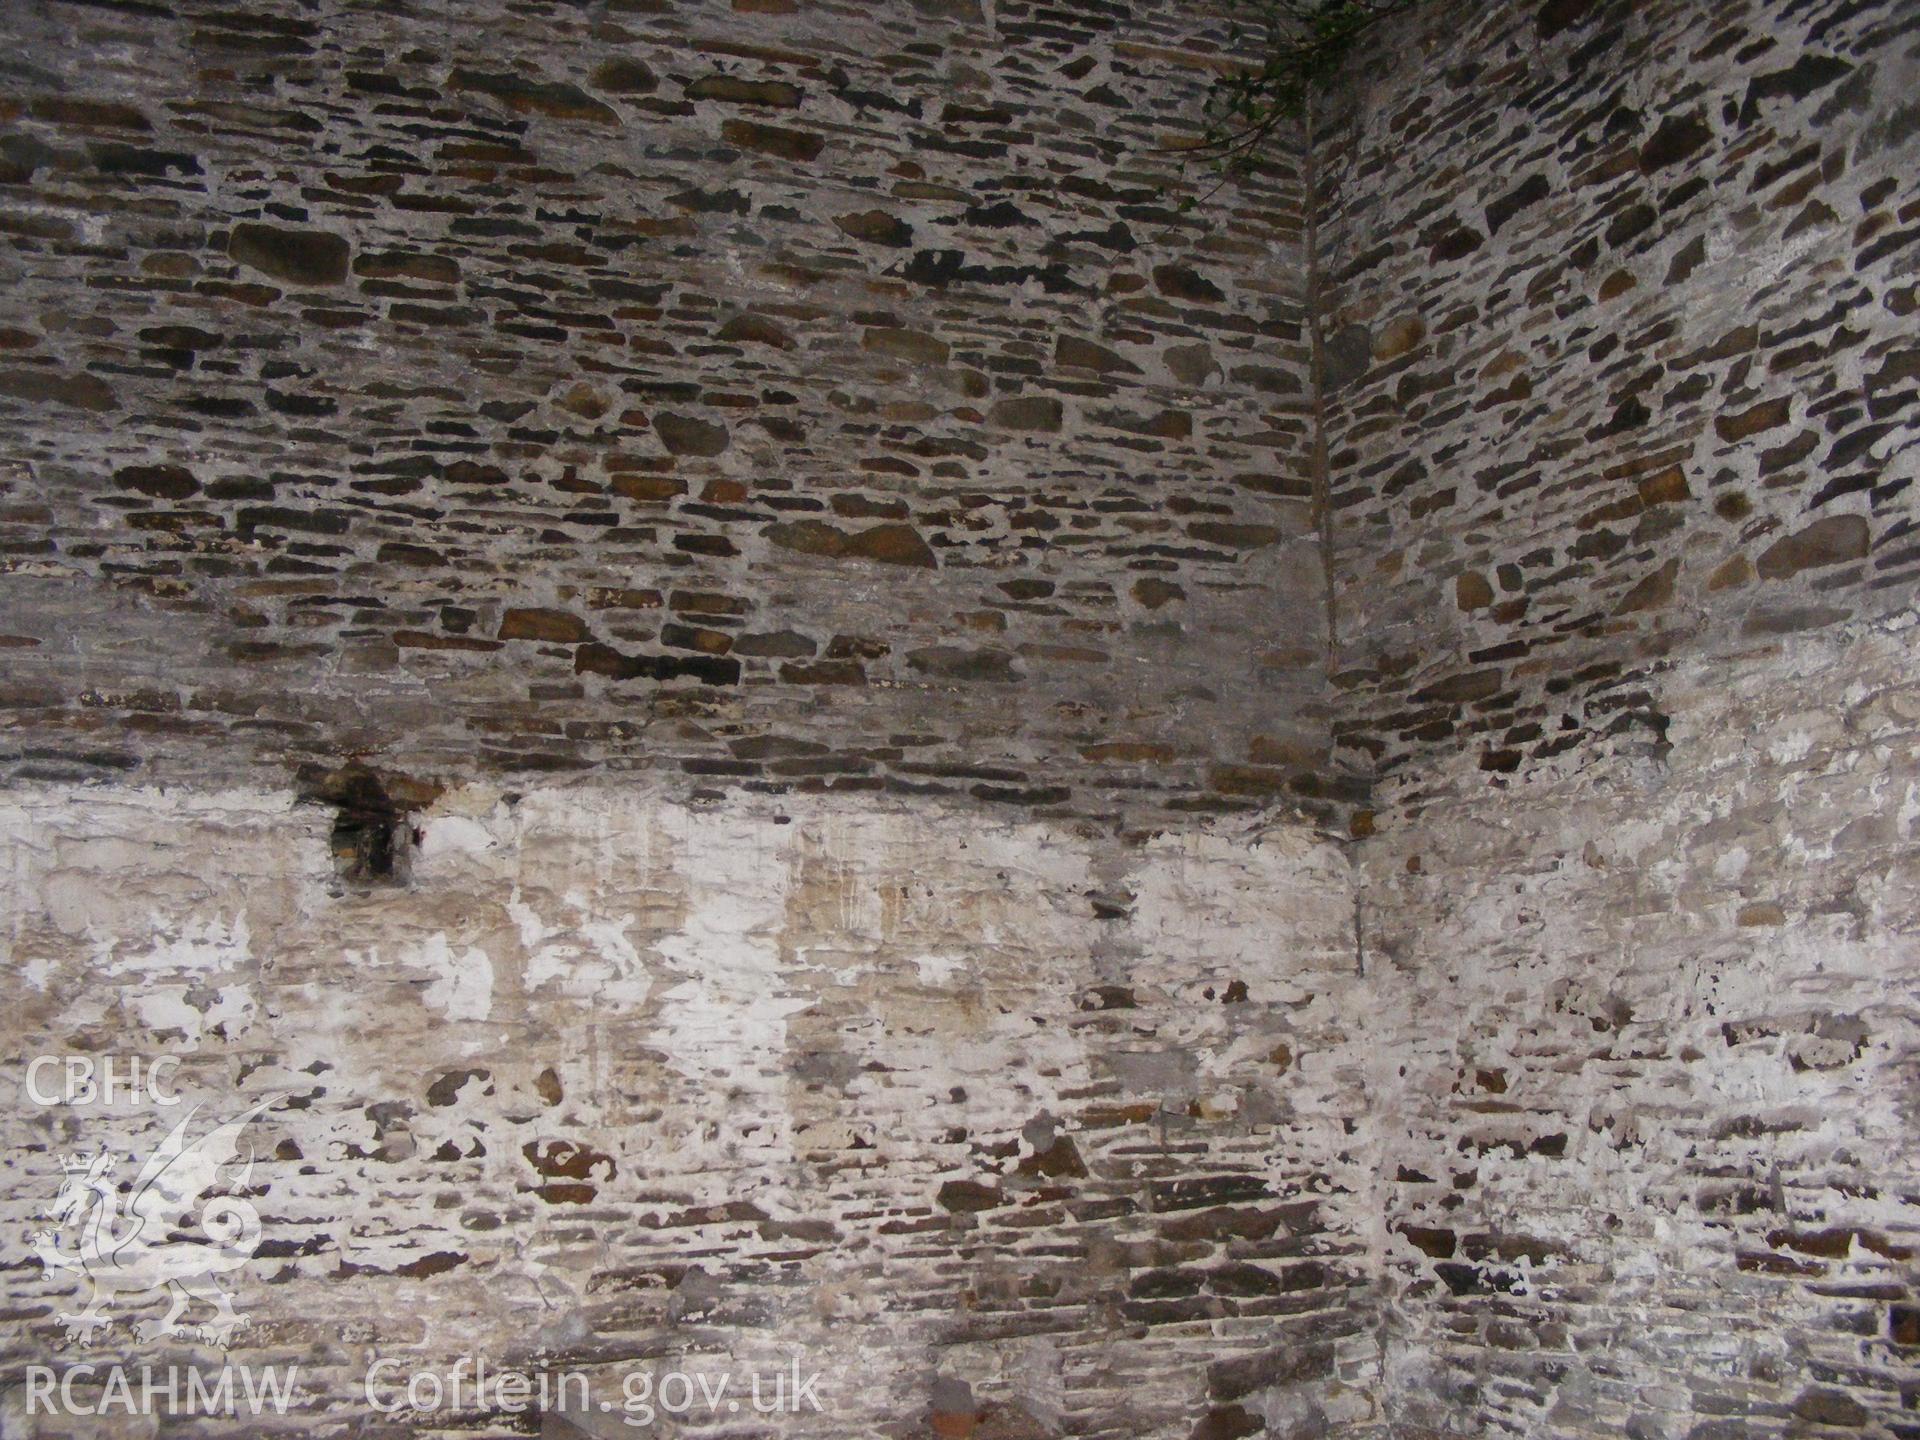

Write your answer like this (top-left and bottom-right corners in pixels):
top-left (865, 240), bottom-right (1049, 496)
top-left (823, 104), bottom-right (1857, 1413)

top-left (1168, 0), bottom-right (1421, 208)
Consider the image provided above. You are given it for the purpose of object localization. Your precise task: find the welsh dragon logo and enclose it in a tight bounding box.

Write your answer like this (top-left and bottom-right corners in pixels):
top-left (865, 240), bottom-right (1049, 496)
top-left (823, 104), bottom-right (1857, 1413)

top-left (31, 1096), bottom-right (279, 1346)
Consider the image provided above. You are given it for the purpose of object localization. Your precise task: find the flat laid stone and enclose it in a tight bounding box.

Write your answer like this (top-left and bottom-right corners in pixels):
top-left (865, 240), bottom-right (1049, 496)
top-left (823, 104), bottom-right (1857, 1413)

top-left (765, 519), bottom-right (936, 568)
top-left (687, 75), bottom-right (802, 107)
top-left (1756, 515), bottom-right (1870, 579)
top-left (654, 413), bottom-right (730, 456)
top-left (721, 119), bottom-right (824, 162)
top-left (449, 68), bottom-right (618, 123)
top-left (229, 222), bottom-right (350, 286)
top-left (989, 396), bottom-right (1063, 432)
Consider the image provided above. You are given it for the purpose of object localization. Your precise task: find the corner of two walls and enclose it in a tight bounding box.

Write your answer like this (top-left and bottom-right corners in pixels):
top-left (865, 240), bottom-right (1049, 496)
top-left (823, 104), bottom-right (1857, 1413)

top-left (1308, 0), bottom-right (1920, 1434)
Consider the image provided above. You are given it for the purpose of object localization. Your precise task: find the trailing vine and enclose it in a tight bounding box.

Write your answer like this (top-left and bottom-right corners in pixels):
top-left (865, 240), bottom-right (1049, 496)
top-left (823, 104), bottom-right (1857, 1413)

top-left (1176, 0), bottom-right (1423, 197)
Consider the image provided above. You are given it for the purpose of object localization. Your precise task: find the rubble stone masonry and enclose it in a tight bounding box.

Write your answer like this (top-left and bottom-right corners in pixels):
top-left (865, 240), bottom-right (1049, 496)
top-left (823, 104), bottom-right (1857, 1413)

top-left (1, 787), bottom-right (1382, 1436)
top-left (0, 0), bottom-right (1334, 826)
top-left (1324, 0), bottom-right (1920, 1434)
top-left (1, 0), bottom-right (1917, 1435)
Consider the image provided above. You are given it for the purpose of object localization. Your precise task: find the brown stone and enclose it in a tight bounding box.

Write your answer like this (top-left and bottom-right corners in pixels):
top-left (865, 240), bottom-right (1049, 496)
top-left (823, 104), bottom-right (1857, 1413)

top-left (354, 250), bottom-right (460, 284)
top-left (779, 659), bottom-right (866, 685)
top-left (499, 608), bottom-right (589, 643)
top-left (1613, 558), bottom-right (1678, 613)
top-left (662, 623), bottom-right (732, 655)
top-left (864, 327), bottom-right (949, 365)
top-left (1637, 466), bottom-right (1689, 505)
top-left (1640, 111), bottom-right (1712, 171)
top-left (590, 57), bottom-right (657, 94)
top-left (654, 413), bottom-right (730, 456)
top-left (1374, 313), bottom-right (1427, 361)
top-left (1165, 342), bottom-right (1218, 384)
top-left (1706, 554), bottom-right (1754, 591)
top-left (1249, 735), bottom-right (1323, 767)
top-left (720, 118), bottom-right (824, 162)
top-left (29, 97), bottom-right (151, 130)
top-left (1892, 1306), bottom-right (1920, 1346)
top-left (936, 1179), bottom-right (1003, 1212)
top-left (989, 396), bottom-right (1063, 432)
top-left (765, 519), bottom-right (935, 568)
top-left (1056, 335), bottom-right (1139, 374)
top-left (686, 75), bottom-right (803, 107)
top-left (834, 209), bottom-right (913, 247)
top-left (610, 473), bottom-right (686, 503)
top-left (716, 313), bottom-right (795, 348)
top-left (1598, 268), bottom-right (1637, 300)
top-left (1756, 515), bottom-right (1870, 579)
top-left (1715, 397), bottom-right (1791, 443)
top-left (556, 383), bottom-right (608, 419)
top-left (1209, 764), bottom-right (1289, 796)
top-left (0, 369), bottom-right (117, 410)
top-left (1133, 578), bottom-right (1184, 608)
top-left (450, 68), bottom-right (618, 122)
top-left (1456, 571), bottom-right (1494, 610)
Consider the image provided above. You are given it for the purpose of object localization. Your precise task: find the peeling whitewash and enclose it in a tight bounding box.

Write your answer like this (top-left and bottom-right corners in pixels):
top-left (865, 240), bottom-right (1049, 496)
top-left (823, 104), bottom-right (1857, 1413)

top-left (1, 790), bottom-right (1380, 1436)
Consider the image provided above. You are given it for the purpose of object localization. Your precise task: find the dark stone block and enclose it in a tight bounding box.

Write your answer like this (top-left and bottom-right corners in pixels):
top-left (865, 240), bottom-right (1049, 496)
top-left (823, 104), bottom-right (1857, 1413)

top-left (937, 1179), bottom-right (1003, 1212)
top-left (720, 118), bottom-right (824, 162)
top-left (834, 209), bottom-right (913, 247)
top-left (591, 57), bottom-right (657, 94)
top-left (0, 369), bottom-right (117, 411)
top-left (1739, 54), bottom-right (1855, 126)
top-left (655, 413), bottom-right (730, 456)
top-left (907, 646), bottom-right (1019, 682)
top-left (574, 643), bottom-right (740, 686)
top-left (229, 222), bottom-right (350, 286)
top-left (989, 396), bottom-right (1063, 432)
top-left (1152, 263), bottom-right (1225, 303)
top-left (1322, 322), bottom-right (1373, 392)
top-left (687, 75), bottom-right (803, 108)
top-left (450, 67), bottom-right (619, 123)
top-left (1208, 1343), bottom-right (1333, 1402)
top-left (114, 464), bottom-right (197, 499)
top-left (1756, 515), bottom-right (1871, 579)
top-left (1486, 173), bottom-right (1551, 234)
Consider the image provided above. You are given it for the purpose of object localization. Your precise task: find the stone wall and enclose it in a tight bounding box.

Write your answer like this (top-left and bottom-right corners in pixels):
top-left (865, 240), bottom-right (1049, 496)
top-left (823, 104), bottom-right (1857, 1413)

top-left (1318, 0), bottom-right (1919, 799)
top-left (0, 0), bottom-right (1335, 827)
top-left (8, 0), bottom-right (1920, 1435)
top-left (1360, 617), bottom-right (1920, 1438)
top-left (1315, 0), bottom-right (1920, 1433)
top-left (0, 785), bottom-right (1380, 1436)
